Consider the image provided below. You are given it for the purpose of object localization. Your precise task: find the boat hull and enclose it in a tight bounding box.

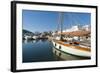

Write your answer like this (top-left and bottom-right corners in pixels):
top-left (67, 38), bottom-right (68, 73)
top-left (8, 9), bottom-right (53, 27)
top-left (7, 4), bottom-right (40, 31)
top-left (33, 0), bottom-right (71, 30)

top-left (52, 41), bottom-right (91, 58)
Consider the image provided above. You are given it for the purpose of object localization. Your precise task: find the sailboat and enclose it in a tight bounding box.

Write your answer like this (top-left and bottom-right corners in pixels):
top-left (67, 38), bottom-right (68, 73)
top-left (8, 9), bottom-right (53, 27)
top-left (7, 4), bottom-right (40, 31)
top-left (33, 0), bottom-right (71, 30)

top-left (52, 12), bottom-right (91, 58)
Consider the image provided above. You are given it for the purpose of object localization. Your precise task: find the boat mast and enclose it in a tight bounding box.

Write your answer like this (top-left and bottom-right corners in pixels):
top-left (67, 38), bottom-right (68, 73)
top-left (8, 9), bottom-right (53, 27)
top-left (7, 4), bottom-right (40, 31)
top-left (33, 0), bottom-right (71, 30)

top-left (58, 12), bottom-right (63, 40)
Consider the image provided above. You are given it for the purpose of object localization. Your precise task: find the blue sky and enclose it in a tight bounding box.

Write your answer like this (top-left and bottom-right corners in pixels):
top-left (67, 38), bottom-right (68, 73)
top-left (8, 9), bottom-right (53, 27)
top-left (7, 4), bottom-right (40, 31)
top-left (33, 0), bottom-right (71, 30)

top-left (22, 10), bottom-right (91, 33)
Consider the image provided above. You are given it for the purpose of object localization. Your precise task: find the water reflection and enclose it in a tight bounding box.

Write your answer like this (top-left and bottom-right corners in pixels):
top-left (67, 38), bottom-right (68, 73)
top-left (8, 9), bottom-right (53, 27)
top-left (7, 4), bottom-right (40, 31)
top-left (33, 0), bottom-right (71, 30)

top-left (22, 39), bottom-right (62, 63)
top-left (22, 39), bottom-right (90, 63)
top-left (23, 39), bottom-right (48, 43)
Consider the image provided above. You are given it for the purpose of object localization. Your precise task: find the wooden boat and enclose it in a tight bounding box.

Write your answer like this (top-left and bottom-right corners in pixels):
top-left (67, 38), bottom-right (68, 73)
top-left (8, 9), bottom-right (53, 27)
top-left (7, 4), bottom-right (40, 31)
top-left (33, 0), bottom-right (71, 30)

top-left (52, 40), bottom-right (91, 57)
top-left (52, 12), bottom-right (91, 58)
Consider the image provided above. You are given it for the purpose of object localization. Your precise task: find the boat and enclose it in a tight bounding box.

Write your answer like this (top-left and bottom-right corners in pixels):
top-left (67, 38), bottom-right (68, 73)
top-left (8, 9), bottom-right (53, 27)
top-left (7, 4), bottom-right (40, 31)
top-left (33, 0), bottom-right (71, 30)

top-left (52, 12), bottom-right (91, 58)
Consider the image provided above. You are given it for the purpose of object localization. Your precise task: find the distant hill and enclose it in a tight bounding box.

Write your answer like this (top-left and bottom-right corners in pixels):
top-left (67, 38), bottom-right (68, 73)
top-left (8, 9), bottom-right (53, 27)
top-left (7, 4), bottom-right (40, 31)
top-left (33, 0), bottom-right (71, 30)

top-left (23, 29), bottom-right (34, 36)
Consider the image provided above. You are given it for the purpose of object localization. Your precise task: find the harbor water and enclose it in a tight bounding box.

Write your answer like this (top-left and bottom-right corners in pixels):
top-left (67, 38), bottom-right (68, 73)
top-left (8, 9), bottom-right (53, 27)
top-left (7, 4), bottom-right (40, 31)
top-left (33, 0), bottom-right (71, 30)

top-left (22, 39), bottom-right (90, 63)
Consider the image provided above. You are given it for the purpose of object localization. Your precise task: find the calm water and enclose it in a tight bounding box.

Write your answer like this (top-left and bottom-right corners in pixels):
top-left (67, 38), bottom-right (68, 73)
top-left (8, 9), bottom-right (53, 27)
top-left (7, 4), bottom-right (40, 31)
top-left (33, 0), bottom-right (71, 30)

top-left (23, 39), bottom-right (89, 63)
top-left (23, 39), bottom-right (62, 63)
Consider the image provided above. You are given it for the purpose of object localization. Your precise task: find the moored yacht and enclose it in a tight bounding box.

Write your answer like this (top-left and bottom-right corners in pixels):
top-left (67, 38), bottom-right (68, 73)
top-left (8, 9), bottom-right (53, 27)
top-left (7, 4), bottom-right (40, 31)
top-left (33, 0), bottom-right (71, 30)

top-left (52, 12), bottom-right (91, 58)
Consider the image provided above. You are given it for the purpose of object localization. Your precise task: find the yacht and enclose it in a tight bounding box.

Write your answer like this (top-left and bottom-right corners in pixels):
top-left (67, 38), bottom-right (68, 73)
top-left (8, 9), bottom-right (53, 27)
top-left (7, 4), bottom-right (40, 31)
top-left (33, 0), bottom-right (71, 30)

top-left (52, 13), bottom-right (91, 58)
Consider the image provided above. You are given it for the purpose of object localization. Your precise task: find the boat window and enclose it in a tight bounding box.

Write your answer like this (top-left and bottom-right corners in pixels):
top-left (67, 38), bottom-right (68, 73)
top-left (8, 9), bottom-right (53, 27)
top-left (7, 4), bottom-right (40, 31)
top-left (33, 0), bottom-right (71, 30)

top-left (69, 42), bottom-right (73, 44)
top-left (59, 53), bottom-right (61, 56)
top-left (59, 46), bottom-right (61, 49)
top-left (55, 51), bottom-right (56, 54)
top-left (73, 42), bottom-right (79, 45)
top-left (55, 43), bottom-right (56, 46)
top-left (86, 36), bottom-right (88, 39)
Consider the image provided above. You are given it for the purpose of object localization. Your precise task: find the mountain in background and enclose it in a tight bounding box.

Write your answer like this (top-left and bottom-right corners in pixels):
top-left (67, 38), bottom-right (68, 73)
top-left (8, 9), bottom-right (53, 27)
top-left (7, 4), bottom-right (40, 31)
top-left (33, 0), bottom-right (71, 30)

top-left (23, 29), bottom-right (34, 36)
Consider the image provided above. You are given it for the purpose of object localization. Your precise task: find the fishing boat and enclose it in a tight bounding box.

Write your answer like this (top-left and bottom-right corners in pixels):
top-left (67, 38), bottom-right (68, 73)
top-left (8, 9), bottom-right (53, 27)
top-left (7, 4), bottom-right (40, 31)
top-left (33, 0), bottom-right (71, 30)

top-left (52, 13), bottom-right (91, 58)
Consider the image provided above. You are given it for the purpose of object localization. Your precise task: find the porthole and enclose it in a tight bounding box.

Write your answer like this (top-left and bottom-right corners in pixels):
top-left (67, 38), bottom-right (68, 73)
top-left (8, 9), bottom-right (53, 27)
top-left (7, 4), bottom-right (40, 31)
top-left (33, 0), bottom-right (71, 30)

top-left (55, 43), bottom-right (56, 46)
top-left (55, 51), bottom-right (56, 54)
top-left (59, 53), bottom-right (61, 56)
top-left (59, 46), bottom-right (61, 49)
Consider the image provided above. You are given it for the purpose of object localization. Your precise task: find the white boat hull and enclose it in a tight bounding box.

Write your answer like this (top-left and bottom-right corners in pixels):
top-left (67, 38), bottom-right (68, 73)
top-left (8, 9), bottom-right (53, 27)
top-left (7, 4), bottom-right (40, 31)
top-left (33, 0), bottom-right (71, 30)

top-left (52, 41), bottom-right (91, 58)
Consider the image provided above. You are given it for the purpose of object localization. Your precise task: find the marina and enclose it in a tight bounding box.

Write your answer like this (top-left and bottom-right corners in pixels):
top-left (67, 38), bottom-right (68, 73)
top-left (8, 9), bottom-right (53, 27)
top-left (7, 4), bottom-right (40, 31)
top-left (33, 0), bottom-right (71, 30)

top-left (22, 11), bottom-right (91, 63)
top-left (23, 39), bottom-right (62, 62)
top-left (23, 39), bottom-right (90, 63)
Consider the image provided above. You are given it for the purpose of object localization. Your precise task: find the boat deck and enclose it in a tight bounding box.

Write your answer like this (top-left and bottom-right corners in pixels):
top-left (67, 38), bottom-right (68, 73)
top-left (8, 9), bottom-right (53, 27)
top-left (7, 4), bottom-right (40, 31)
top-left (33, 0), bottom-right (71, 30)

top-left (53, 40), bottom-right (91, 52)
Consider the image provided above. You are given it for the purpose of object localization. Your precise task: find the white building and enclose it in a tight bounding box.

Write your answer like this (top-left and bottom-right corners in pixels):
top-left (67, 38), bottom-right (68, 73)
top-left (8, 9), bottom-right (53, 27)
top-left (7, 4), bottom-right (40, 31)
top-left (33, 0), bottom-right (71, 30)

top-left (62, 25), bottom-right (81, 32)
top-left (53, 25), bottom-right (91, 41)
top-left (63, 25), bottom-right (90, 32)
top-left (82, 25), bottom-right (91, 31)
